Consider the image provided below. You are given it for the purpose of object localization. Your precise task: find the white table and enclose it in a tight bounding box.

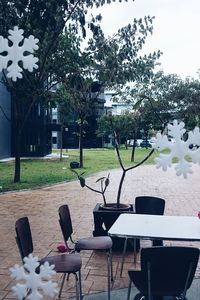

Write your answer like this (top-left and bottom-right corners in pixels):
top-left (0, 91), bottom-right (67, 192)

top-left (108, 213), bottom-right (200, 273)
top-left (108, 213), bottom-right (200, 241)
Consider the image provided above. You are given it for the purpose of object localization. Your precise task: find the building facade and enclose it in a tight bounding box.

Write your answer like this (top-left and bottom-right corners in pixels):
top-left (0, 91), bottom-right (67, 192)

top-left (0, 76), bottom-right (53, 158)
top-left (11, 100), bottom-right (52, 157)
top-left (0, 75), bottom-right (11, 159)
top-left (52, 82), bottom-right (106, 149)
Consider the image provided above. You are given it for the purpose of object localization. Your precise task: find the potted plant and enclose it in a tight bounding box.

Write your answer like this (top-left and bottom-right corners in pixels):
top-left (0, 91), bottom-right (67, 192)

top-left (72, 114), bottom-right (155, 204)
top-left (71, 114), bottom-right (155, 249)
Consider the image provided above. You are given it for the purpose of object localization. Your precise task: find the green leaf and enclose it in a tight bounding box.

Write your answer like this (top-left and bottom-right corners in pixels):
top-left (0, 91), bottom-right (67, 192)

top-left (79, 172), bottom-right (86, 177)
top-left (70, 169), bottom-right (78, 176)
top-left (79, 177), bottom-right (85, 187)
top-left (105, 177), bottom-right (110, 187)
top-left (96, 177), bottom-right (105, 183)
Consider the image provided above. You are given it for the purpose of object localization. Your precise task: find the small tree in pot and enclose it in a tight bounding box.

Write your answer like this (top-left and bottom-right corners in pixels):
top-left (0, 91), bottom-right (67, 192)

top-left (72, 112), bottom-right (155, 209)
top-left (71, 112), bottom-right (157, 249)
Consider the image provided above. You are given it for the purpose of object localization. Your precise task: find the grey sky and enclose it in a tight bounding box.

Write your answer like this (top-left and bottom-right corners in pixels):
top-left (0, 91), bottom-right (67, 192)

top-left (94, 0), bottom-right (200, 79)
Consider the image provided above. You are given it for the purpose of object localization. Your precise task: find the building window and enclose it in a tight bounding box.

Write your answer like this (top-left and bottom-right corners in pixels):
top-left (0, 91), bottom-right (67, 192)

top-left (52, 137), bottom-right (57, 144)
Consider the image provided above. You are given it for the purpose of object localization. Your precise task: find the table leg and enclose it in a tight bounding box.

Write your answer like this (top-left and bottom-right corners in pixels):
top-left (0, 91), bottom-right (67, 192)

top-left (120, 237), bottom-right (128, 277)
top-left (134, 238), bottom-right (137, 265)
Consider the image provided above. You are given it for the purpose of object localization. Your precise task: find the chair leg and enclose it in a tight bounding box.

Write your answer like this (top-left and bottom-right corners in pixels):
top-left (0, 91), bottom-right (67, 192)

top-left (74, 273), bottom-right (79, 300)
top-left (70, 272), bottom-right (82, 300)
top-left (78, 270), bottom-right (83, 300)
top-left (107, 250), bottom-right (111, 300)
top-left (127, 279), bottom-right (132, 300)
top-left (107, 254), bottom-right (111, 300)
top-left (120, 237), bottom-right (128, 277)
top-left (58, 273), bottom-right (67, 298)
top-left (109, 248), bottom-right (113, 281)
top-left (73, 273), bottom-right (79, 300)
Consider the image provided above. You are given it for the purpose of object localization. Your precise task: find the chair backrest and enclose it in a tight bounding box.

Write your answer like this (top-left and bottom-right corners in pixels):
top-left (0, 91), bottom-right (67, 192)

top-left (135, 196), bottom-right (165, 215)
top-left (15, 217), bottom-right (33, 260)
top-left (141, 246), bottom-right (199, 298)
top-left (58, 205), bottom-right (73, 242)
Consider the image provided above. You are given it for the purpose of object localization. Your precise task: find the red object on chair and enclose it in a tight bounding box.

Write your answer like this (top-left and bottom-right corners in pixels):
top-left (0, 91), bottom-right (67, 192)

top-left (57, 243), bottom-right (68, 253)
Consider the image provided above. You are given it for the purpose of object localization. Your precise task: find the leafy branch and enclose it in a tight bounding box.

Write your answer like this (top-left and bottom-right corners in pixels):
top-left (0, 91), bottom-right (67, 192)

top-left (71, 169), bottom-right (110, 206)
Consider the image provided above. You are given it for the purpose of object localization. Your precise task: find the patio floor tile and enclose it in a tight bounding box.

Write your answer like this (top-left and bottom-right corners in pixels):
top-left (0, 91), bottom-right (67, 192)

top-left (1, 164), bottom-right (200, 299)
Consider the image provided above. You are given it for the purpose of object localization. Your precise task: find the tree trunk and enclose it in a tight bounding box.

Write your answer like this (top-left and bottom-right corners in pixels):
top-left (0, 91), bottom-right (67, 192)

top-left (131, 132), bottom-right (137, 162)
top-left (145, 133), bottom-right (148, 149)
top-left (102, 136), bottom-right (104, 148)
top-left (131, 145), bottom-right (136, 162)
top-left (116, 169), bottom-right (126, 208)
top-left (79, 117), bottom-right (83, 168)
top-left (14, 126), bottom-right (21, 183)
top-left (60, 124), bottom-right (63, 161)
top-left (125, 138), bottom-right (128, 150)
top-left (118, 135), bottom-right (121, 148)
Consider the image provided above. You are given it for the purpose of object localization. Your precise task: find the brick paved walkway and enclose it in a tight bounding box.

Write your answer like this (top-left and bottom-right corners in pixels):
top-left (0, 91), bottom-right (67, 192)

top-left (0, 164), bottom-right (200, 299)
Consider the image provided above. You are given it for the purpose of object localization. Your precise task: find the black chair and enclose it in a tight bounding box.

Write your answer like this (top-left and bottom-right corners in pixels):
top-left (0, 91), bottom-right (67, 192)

top-left (127, 246), bottom-right (199, 300)
top-left (15, 217), bottom-right (82, 299)
top-left (58, 204), bottom-right (113, 300)
top-left (120, 196), bottom-right (165, 276)
top-left (136, 196), bottom-right (165, 246)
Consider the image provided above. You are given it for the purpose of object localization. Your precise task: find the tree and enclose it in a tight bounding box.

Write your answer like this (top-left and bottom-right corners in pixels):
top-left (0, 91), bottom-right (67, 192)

top-left (56, 15), bottom-right (161, 166)
top-left (113, 71), bottom-right (184, 132)
top-left (131, 72), bottom-right (200, 130)
top-left (97, 113), bottom-right (136, 146)
top-left (0, 0), bottom-right (137, 182)
top-left (75, 113), bottom-right (156, 208)
top-left (97, 112), bottom-right (140, 161)
top-left (86, 17), bottom-right (161, 89)
top-left (165, 77), bottom-right (200, 129)
top-left (96, 114), bottom-right (113, 145)
top-left (58, 78), bottom-right (104, 167)
top-left (52, 87), bottom-right (73, 161)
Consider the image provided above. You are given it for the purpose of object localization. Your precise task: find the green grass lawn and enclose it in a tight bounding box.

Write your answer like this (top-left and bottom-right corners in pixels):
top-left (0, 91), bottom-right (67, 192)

top-left (0, 148), bottom-right (158, 192)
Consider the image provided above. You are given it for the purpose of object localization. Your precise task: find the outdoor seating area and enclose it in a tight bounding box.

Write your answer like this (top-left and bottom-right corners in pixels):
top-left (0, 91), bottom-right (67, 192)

top-left (1, 164), bottom-right (200, 299)
top-left (1, 1), bottom-right (200, 299)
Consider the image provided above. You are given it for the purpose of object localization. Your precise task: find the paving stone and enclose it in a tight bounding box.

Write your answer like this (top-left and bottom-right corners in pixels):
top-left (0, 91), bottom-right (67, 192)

top-left (0, 164), bottom-right (200, 298)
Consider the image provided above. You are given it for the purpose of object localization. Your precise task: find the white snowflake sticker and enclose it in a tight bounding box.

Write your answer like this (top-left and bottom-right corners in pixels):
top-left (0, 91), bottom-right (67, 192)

top-left (0, 26), bottom-right (39, 81)
top-left (154, 120), bottom-right (200, 178)
top-left (10, 254), bottom-right (58, 300)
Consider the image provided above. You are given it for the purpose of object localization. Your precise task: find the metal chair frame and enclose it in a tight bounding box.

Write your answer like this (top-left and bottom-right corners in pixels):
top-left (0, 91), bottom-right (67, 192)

top-left (15, 217), bottom-right (82, 300)
top-left (127, 246), bottom-right (199, 300)
top-left (58, 204), bottom-right (113, 300)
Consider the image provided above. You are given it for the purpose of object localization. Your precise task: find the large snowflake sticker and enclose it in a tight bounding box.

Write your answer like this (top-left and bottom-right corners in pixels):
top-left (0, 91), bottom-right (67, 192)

top-left (154, 120), bottom-right (200, 178)
top-left (10, 254), bottom-right (58, 300)
top-left (0, 26), bottom-right (39, 81)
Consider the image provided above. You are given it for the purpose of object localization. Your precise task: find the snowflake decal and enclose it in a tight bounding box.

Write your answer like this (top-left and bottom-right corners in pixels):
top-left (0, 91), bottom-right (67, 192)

top-left (154, 120), bottom-right (200, 178)
top-left (0, 26), bottom-right (39, 81)
top-left (10, 254), bottom-right (58, 300)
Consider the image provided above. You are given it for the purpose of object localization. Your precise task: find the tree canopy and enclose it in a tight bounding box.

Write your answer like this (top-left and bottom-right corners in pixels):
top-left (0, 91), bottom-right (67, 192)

top-left (0, 0), bottom-right (161, 181)
top-left (113, 70), bottom-right (200, 132)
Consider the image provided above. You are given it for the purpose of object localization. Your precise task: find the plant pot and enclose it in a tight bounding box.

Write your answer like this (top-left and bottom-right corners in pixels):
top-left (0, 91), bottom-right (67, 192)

top-left (99, 203), bottom-right (131, 211)
top-left (70, 161), bottom-right (79, 169)
top-left (93, 203), bottom-right (140, 251)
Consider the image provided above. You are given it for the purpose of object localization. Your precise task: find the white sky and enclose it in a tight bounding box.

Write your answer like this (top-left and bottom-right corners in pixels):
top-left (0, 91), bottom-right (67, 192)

top-left (92, 0), bottom-right (200, 79)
